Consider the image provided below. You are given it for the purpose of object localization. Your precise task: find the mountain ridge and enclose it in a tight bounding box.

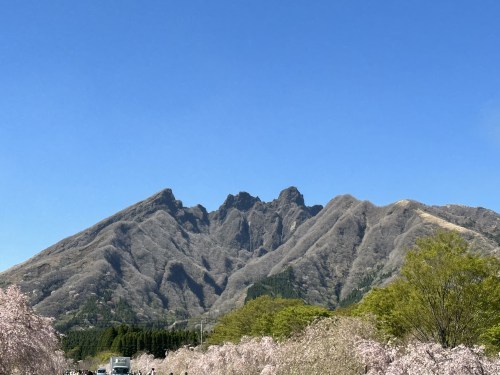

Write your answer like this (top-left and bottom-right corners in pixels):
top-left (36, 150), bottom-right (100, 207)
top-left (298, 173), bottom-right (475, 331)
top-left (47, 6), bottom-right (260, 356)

top-left (0, 187), bottom-right (498, 330)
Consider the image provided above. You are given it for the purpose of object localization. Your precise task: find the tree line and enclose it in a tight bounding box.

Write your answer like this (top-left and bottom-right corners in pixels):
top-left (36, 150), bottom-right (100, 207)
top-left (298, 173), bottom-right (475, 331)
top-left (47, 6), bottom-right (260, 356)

top-left (62, 324), bottom-right (199, 360)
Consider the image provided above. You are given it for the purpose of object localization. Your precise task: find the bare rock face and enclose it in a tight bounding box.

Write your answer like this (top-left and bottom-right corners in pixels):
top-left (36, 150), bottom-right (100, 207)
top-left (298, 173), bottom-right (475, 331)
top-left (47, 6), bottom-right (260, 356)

top-left (209, 187), bottom-right (316, 256)
top-left (0, 188), bottom-right (498, 330)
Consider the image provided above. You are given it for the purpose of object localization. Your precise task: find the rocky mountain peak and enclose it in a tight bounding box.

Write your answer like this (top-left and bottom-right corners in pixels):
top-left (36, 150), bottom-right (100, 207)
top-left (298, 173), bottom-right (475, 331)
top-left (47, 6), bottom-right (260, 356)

top-left (150, 188), bottom-right (178, 204)
top-left (277, 186), bottom-right (305, 207)
top-left (220, 192), bottom-right (260, 212)
top-left (145, 188), bottom-right (183, 213)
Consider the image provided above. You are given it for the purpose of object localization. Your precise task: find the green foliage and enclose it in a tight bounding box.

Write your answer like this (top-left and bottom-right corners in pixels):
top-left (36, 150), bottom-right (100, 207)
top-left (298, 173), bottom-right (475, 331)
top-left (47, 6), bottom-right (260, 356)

top-left (62, 325), bottom-right (199, 360)
top-left (208, 295), bottom-right (331, 344)
top-left (61, 328), bottom-right (102, 360)
top-left (480, 323), bottom-right (500, 354)
top-left (95, 350), bottom-right (120, 363)
top-left (97, 326), bottom-right (117, 351)
top-left (246, 267), bottom-right (304, 302)
top-left (353, 282), bottom-right (409, 338)
top-left (271, 304), bottom-right (331, 338)
top-left (355, 230), bottom-right (500, 349)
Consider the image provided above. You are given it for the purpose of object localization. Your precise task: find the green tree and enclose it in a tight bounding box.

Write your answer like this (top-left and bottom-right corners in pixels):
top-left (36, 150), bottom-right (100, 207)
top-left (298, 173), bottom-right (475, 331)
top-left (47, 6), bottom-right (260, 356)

top-left (271, 304), bottom-right (331, 338)
top-left (356, 230), bottom-right (500, 349)
top-left (208, 295), bottom-right (331, 344)
top-left (97, 326), bottom-right (117, 352)
top-left (208, 296), bottom-right (303, 344)
top-left (354, 282), bottom-right (407, 338)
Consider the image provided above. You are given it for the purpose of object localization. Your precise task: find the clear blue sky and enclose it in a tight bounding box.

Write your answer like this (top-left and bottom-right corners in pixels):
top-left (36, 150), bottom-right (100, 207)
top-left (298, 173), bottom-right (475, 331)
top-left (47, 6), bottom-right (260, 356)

top-left (1, 1), bottom-right (499, 272)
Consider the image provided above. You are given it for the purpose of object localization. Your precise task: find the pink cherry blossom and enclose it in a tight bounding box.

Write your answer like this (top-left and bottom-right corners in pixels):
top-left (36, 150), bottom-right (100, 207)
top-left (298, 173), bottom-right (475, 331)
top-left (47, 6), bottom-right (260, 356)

top-left (126, 317), bottom-right (499, 375)
top-left (0, 285), bottom-right (72, 374)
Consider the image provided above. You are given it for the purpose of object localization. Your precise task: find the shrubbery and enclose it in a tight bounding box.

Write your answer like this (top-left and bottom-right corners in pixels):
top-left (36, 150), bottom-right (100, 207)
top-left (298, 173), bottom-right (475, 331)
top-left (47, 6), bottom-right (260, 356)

top-left (208, 295), bottom-right (331, 344)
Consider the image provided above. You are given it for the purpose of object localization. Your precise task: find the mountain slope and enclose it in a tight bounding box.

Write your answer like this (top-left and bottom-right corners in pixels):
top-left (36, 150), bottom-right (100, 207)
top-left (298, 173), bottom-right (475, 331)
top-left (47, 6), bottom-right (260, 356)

top-left (0, 188), bottom-right (498, 329)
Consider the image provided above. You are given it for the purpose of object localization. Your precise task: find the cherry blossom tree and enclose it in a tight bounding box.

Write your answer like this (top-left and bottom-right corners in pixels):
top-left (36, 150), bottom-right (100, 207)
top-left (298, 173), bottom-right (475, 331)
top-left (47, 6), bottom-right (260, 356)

top-left (129, 317), bottom-right (377, 374)
top-left (132, 337), bottom-right (279, 375)
top-left (357, 339), bottom-right (500, 375)
top-left (128, 316), bottom-right (499, 374)
top-left (0, 284), bottom-right (71, 374)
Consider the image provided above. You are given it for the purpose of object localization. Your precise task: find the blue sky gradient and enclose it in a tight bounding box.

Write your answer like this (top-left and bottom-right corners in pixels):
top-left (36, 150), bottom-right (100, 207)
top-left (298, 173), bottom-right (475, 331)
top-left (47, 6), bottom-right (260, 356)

top-left (1, 1), bottom-right (499, 271)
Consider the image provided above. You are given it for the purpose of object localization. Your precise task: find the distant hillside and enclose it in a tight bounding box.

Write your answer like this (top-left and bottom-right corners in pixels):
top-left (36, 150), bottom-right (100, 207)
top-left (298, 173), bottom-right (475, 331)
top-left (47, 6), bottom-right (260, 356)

top-left (0, 187), bottom-right (498, 330)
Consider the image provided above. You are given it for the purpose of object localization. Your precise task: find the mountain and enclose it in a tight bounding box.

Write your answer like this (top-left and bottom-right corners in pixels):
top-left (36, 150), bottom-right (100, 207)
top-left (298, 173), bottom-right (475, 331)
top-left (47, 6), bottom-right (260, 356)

top-left (0, 188), bottom-right (498, 330)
